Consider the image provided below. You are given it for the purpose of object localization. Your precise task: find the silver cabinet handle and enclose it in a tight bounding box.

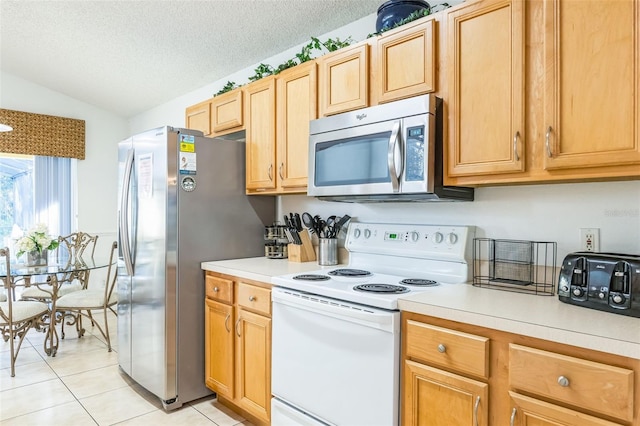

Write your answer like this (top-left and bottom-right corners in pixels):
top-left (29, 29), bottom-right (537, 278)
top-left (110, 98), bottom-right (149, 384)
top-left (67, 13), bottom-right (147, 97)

top-left (279, 162), bottom-right (284, 180)
top-left (513, 131), bottom-right (521, 161)
top-left (213, 286), bottom-right (219, 292)
top-left (268, 164), bottom-right (273, 181)
top-left (224, 314), bottom-right (230, 333)
top-left (510, 407), bottom-right (516, 426)
top-left (545, 126), bottom-right (553, 158)
top-left (437, 344), bottom-right (446, 353)
top-left (557, 375), bottom-right (569, 387)
top-left (249, 296), bottom-right (256, 302)
top-left (473, 396), bottom-right (480, 426)
top-left (235, 318), bottom-right (241, 337)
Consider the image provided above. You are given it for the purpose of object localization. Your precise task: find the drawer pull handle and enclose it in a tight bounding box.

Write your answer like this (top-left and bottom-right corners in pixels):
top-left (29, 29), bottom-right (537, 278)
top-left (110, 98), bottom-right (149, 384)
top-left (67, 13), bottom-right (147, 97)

top-left (279, 162), bottom-right (284, 180)
top-left (249, 296), bottom-right (256, 302)
top-left (213, 287), bottom-right (219, 292)
top-left (437, 344), bottom-right (446, 353)
top-left (545, 126), bottom-right (553, 158)
top-left (513, 131), bottom-right (521, 161)
top-left (235, 319), bottom-right (241, 337)
top-left (224, 314), bottom-right (230, 333)
top-left (473, 396), bottom-right (480, 426)
top-left (557, 375), bottom-right (570, 387)
top-left (510, 408), bottom-right (516, 426)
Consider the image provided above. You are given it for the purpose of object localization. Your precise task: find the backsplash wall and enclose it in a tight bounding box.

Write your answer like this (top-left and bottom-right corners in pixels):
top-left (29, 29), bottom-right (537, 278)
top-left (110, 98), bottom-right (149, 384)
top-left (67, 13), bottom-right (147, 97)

top-left (279, 180), bottom-right (640, 262)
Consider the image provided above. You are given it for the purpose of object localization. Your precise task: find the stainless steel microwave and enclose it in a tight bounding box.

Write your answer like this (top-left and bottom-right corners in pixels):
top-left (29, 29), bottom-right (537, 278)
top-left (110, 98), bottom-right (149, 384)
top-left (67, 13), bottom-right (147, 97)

top-left (308, 95), bottom-right (474, 202)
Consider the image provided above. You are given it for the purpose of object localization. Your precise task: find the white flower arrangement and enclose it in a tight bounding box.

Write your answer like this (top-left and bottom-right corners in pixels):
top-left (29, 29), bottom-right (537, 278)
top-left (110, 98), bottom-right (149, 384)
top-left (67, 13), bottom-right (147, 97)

top-left (15, 223), bottom-right (59, 257)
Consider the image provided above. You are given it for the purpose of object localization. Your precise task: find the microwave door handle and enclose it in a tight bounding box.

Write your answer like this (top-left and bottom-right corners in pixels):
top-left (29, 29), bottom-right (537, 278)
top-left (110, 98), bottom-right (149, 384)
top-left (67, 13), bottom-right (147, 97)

top-left (387, 121), bottom-right (401, 192)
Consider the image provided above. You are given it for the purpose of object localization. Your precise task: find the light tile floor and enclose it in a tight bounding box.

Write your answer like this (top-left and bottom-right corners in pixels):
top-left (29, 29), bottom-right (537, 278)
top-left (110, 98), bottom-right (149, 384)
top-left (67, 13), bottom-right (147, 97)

top-left (1, 310), bottom-right (253, 426)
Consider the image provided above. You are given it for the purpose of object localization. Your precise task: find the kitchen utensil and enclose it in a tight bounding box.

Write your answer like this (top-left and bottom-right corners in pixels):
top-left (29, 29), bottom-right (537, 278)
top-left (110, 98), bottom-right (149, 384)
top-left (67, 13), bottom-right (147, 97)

top-left (302, 212), bottom-right (316, 234)
top-left (333, 215), bottom-right (351, 235)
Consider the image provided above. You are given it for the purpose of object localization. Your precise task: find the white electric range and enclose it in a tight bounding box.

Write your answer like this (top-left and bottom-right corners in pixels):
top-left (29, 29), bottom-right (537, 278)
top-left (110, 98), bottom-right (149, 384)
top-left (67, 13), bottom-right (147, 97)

top-left (271, 221), bottom-right (474, 426)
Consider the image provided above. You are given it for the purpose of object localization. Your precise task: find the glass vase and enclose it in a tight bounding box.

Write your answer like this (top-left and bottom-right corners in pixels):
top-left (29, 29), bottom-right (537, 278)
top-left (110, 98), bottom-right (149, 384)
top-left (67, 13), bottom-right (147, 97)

top-left (26, 250), bottom-right (48, 267)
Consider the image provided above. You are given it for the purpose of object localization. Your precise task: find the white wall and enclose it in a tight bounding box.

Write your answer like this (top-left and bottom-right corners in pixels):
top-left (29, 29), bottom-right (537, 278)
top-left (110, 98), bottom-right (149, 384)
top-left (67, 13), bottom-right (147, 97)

top-left (0, 71), bottom-right (128, 253)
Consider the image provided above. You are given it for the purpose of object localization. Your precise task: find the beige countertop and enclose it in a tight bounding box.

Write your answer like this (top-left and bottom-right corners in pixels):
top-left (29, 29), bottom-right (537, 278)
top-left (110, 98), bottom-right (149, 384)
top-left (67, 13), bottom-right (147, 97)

top-left (201, 257), bottom-right (640, 359)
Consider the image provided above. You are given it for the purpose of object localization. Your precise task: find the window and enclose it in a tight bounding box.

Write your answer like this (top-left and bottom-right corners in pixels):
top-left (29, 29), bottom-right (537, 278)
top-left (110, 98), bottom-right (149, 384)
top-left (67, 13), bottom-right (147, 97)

top-left (0, 153), bottom-right (73, 256)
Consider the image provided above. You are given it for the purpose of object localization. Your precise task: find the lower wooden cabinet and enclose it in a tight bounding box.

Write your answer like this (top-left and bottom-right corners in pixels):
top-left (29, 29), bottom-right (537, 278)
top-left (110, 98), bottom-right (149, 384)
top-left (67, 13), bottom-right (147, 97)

top-left (404, 360), bottom-right (488, 426)
top-left (204, 272), bottom-right (272, 425)
top-left (402, 312), bottom-right (639, 426)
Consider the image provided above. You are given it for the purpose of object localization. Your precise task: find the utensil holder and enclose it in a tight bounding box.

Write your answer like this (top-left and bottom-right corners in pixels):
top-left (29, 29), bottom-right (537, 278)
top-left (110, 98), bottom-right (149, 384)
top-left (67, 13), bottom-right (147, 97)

top-left (318, 238), bottom-right (338, 266)
top-left (288, 230), bottom-right (316, 263)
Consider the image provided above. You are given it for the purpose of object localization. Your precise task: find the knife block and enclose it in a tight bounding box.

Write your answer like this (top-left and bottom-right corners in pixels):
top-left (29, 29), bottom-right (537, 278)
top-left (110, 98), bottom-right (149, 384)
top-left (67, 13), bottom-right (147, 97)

top-left (288, 231), bottom-right (316, 262)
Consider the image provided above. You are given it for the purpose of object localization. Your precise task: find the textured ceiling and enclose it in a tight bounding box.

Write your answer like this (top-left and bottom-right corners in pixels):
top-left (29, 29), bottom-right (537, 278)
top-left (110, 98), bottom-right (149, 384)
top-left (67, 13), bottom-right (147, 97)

top-left (0, 0), bottom-right (381, 118)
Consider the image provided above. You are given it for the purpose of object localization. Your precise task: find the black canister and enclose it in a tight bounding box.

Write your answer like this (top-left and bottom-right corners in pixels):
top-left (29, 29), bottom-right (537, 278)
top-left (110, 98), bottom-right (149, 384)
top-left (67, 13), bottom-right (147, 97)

top-left (376, 0), bottom-right (431, 32)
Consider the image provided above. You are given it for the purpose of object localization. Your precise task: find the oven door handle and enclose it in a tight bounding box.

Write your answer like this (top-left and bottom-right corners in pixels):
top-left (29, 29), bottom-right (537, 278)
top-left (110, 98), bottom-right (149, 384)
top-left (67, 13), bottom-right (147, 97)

top-left (273, 288), bottom-right (398, 333)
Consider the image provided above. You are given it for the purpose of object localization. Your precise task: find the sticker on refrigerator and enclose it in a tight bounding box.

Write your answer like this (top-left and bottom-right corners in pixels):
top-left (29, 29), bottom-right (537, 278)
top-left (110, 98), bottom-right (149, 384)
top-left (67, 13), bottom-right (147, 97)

top-left (137, 153), bottom-right (153, 199)
top-left (180, 152), bottom-right (196, 175)
top-left (180, 134), bottom-right (195, 153)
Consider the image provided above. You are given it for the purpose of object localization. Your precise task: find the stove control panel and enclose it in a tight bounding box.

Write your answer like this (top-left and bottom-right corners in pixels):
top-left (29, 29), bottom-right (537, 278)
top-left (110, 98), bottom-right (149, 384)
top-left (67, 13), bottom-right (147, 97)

top-left (346, 222), bottom-right (475, 262)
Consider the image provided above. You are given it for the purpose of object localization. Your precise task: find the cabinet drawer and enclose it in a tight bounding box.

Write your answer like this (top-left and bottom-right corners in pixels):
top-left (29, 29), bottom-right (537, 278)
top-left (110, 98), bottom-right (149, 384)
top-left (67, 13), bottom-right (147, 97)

top-left (509, 344), bottom-right (634, 422)
top-left (405, 320), bottom-right (489, 379)
top-left (237, 282), bottom-right (271, 316)
top-left (205, 274), bottom-right (233, 304)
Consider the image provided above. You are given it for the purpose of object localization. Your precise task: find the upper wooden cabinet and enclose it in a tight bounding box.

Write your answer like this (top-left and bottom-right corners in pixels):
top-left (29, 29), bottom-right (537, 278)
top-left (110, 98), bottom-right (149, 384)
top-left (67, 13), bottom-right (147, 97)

top-left (211, 89), bottom-right (244, 136)
top-left (245, 76), bottom-right (277, 193)
top-left (543, 0), bottom-right (640, 171)
top-left (446, 0), bottom-right (525, 178)
top-left (276, 61), bottom-right (317, 192)
top-left (185, 99), bottom-right (212, 136)
top-left (373, 17), bottom-right (437, 104)
top-left (318, 41), bottom-right (370, 116)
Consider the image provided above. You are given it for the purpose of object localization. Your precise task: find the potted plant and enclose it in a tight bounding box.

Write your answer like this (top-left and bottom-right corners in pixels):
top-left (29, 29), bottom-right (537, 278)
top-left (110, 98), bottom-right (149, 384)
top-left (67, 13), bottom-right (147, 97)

top-left (15, 223), bottom-right (59, 266)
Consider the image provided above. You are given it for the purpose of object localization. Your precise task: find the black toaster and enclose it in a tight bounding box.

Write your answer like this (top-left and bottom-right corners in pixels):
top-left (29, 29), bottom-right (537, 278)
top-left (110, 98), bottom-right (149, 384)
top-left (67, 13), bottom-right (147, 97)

top-left (558, 252), bottom-right (640, 317)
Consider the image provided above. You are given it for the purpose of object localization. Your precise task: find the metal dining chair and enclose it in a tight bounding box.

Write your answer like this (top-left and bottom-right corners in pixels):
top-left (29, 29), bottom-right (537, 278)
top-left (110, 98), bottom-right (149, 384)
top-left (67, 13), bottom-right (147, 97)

top-left (56, 241), bottom-right (118, 352)
top-left (20, 231), bottom-right (99, 302)
top-left (0, 247), bottom-right (49, 377)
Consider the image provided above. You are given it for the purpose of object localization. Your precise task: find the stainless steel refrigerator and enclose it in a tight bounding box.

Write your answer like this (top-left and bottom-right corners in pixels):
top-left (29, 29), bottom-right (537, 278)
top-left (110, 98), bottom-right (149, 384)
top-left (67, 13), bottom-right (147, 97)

top-left (117, 126), bottom-right (274, 410)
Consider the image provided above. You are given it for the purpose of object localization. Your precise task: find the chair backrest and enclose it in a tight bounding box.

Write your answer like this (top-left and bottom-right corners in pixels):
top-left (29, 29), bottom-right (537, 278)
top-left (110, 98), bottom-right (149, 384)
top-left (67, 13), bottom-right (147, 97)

top-left (57, 231), bottom-right (98, 261)
top-left (0, 247), bottom-right (13, 322)
top-left (103, 241), bottom-right (118, 305)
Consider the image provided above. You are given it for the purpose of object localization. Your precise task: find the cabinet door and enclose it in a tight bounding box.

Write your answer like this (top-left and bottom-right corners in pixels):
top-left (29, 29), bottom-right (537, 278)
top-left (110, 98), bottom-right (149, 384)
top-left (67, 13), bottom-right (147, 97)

top-left (204, 299), bottom-right (234, 398)
top-left (509, 392), bottom-right (625, 426)
top-left (235, 308), bottom-right (271, 423)
top-left (276, 62), bottom-right (317, 191)
top-left (447, 0), bottom-right (525, 178)
top-left (543, 0), bottom-right (640, 171)
top-left (185, 100), bottom-right (211, 136)
top-left (403, 360), bottom-right (488, 426)
top-left (318, 43), bottom-right (369, 116)
top-left (245, 76), bottom-right (277, 192)
top-left (211, 89), bottom-right (243, 135)
top-left (375, 18), bottom-right (436, 104)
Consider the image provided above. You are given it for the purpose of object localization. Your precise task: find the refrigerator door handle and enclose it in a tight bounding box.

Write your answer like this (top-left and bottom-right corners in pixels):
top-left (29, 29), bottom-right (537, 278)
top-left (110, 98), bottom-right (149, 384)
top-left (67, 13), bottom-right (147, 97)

top-left (120, 148), bottom-right (135, 275)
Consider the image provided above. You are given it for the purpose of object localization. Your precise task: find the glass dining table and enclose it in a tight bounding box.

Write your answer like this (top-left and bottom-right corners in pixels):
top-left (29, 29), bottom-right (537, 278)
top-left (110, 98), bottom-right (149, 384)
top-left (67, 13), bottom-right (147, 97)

top-left (0, 254), bottom-right (116, 356)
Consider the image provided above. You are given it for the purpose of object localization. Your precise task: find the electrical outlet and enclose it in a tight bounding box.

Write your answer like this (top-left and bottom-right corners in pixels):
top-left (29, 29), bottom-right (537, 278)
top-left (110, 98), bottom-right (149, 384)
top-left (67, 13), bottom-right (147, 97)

top-left (580, 228), bottom-right (600, 252)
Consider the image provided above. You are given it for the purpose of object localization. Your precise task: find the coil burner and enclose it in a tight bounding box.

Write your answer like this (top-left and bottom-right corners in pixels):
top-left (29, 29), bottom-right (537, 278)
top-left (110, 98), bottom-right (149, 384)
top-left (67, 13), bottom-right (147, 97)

top-left (293, 274), bottom-right (331, 281)
top-left (328, 269), bottom-right (372, 277)
top-left (400, 278), bottom-right (439, 287)
top-left (353, 284), bottom-right (410, 294)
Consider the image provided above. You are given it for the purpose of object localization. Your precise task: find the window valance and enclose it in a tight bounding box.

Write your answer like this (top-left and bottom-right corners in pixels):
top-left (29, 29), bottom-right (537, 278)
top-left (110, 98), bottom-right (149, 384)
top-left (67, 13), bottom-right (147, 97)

top-left (0, 108), bottom-right (85, 160)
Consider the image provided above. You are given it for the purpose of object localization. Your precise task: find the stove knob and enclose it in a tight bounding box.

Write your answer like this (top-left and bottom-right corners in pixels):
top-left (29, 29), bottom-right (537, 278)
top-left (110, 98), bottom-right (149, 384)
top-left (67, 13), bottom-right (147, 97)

top-left (353, 229), bottom-right (361, 239)
top-left (612, 294), bottom-right (625, 304)
top-left (446, 233), bottom-right (458, 245)
top-left (410, 231), bottom-right (419, 242)
top-left (433, 232), bottom-right (444, 244)
top-left (364, 229), bottom-right (371, 239)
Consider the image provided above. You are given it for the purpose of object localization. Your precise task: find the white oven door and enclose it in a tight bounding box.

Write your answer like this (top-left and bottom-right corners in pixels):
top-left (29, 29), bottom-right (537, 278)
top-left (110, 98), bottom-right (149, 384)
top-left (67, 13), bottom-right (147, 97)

top-left (271, 287), bottom-right (400, 426)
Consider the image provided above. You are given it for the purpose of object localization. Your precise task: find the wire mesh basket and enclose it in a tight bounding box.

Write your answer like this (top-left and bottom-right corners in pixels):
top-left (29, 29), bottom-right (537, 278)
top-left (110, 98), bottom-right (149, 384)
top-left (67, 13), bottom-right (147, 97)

top-left (473, 238), bottom-right (557, 296)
